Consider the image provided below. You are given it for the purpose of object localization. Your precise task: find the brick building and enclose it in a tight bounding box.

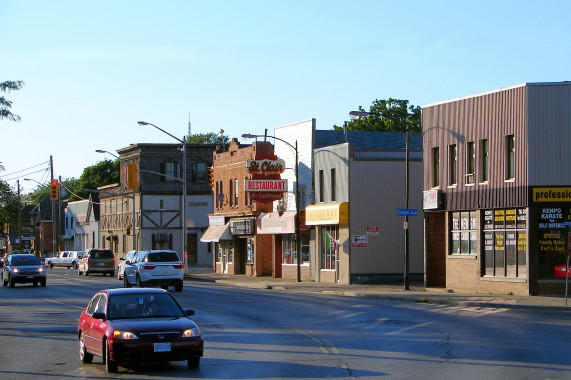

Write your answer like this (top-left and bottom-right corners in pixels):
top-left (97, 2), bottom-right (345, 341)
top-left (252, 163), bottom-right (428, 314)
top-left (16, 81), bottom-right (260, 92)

top-left (201, 139), bottom-right (275, 276)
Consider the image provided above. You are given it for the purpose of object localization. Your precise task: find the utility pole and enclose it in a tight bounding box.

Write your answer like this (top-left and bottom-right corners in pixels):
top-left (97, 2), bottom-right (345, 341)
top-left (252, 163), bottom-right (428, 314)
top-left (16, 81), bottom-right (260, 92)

top-left (50, 156), bottom-right (56, 255)
top-left (17, 180), bottom-right (22, 250)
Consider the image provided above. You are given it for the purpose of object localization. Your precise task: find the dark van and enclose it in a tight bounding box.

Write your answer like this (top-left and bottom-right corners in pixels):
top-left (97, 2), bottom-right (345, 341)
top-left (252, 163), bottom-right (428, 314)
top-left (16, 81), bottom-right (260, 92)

top-left (77, 249), bottom-right (115, 276)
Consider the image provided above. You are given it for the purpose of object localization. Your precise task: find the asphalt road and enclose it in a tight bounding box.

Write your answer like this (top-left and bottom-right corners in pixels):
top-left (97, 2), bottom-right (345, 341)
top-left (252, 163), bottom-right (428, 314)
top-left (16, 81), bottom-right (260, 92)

top-left (1, 268), bottom-right (570, 379)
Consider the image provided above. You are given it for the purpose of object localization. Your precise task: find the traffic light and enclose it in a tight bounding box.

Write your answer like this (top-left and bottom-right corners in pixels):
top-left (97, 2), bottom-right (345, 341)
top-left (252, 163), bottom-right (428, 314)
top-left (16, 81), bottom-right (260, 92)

top-left (208, 167), bottom-right (214, 188)
top-left (50, 180), bottom-right (58, 200)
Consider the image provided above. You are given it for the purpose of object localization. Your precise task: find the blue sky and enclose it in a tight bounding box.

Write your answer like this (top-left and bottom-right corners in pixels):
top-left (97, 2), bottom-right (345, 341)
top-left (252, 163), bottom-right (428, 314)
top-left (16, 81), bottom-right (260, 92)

top-left (2, 0), bottom-right (570, 192)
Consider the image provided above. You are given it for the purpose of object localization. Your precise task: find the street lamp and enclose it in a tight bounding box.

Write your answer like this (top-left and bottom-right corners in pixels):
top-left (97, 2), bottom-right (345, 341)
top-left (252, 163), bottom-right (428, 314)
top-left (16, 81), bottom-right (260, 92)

top-left (349, 110), bottom-right (411, 290)
top-left (242, 133), bottom-right (301, 282)
top-left (138, 121), bottom-right (188, 269)
top-left (96, 149), bottom-right (137, 251)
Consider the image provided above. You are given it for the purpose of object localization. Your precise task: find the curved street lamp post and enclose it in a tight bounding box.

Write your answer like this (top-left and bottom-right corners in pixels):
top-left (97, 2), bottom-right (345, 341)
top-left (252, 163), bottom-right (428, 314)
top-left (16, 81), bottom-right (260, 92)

top-left (242, 133), bottom-right (301, 282)
top-left (138, 122), bottom-right (188, 269)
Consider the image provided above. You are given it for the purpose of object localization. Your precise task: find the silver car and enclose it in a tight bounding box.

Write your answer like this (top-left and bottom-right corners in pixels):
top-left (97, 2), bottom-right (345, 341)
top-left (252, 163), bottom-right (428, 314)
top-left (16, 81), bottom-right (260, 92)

top-left (117, 250), bottom-right (136, 280)
top-left (2, 254), bottom-right (47, 287)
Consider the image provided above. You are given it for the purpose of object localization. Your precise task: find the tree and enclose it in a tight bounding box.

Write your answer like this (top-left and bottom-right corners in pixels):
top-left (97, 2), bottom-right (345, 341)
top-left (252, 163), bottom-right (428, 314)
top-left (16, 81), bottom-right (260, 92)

top-left (1, 80), bottom-right (24, 122)
top-left (0, 179), bottom-right (19, 231)
top-left (186, 132), bottom-right (229, 145)
top-left (334, 98), bottom-right (421, 133)
top-left (67, 159), bottom-right (120, 200)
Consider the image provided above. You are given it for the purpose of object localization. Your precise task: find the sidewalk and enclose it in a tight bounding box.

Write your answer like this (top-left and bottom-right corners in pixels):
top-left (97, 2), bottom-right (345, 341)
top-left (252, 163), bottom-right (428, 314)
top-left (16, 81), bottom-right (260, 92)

top-left (185, 267), bottom-right (571, 311)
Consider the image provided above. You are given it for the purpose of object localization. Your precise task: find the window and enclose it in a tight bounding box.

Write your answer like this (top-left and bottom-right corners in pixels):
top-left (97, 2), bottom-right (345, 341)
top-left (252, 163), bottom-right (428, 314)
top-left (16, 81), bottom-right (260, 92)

top-left (450, 211), bottom-right (478, 255)
top-left (283, 233), bottom-right (310, 264)
top-left (466, 141), bottom-right (475, 184)
top-left (193, 163), bottom-right (207, 182)
top-left (244, 177), bottom-right (249, 206)
top-left (234, 179), bottom-right (239, 206)
top-left (229, 180), bottom-right (233, 207)
top-left (506, 135), bottom-right (515, 180)
top-left (215, 181), bottom-right (220, 209)
top-left (164, 162), bottom-right (181, 182)
top-left (319, 170), bottom-right (324, 202)
top-left (320, 226), bottom-right (338, 269)
top-left (479, 139), bottom-right (488, 183)
top-left (484, 208), bottom-right (526, 278)
top-left (431, 147), bottom-right (439, 188)
top-left (330, 168), bottom-right (336, 202)
top-left (448, 144), bottom-right (457, 186)
top-left (159, 199), bottom-right (165, 210)
top-left (246, 238), bottom-right (254, 264)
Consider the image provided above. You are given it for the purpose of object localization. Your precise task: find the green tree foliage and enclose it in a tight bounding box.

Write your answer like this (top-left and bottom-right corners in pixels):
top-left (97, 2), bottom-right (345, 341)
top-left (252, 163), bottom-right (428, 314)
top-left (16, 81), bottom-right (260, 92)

top-left (0, 179), bottom-right (19, 231)
top-left (334, 98), bottom-right (421, 133)
top-left (1, 80), bottom-right (24, 122)
top-left (67, 159), bottom-right (120, 200)
top-left (186, 132), bottom-right (229, 145)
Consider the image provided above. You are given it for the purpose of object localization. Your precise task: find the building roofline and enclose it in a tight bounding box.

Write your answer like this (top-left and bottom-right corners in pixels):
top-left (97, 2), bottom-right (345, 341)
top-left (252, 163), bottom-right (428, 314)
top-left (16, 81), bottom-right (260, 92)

top-left (422, 81), bottom-right (571, 108)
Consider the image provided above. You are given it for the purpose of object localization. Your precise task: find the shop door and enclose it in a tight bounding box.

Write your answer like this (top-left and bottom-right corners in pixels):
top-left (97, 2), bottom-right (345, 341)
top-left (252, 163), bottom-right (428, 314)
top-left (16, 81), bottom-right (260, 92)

top-left (187, 233), bottom-right (197, 265)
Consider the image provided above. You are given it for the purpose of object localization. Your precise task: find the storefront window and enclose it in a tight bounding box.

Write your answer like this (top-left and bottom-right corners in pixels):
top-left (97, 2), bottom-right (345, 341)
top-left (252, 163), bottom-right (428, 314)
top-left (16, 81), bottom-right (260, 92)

top-left (282, 233), bottom-right (310, 265)
top-left (450, 211), bottom-right (477, 254)
top-left (538, 207), bottom-right (570, 279)
top-left (246, 238), bottom-right (254, 264)
top-left (321, 226), bottom-right (338, 269)
top-left (483, 208), bottom-right (526, 278)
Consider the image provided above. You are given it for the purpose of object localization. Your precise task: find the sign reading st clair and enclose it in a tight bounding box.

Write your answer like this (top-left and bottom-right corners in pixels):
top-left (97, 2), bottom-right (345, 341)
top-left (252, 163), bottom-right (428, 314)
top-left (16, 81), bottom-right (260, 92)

top-left (246, 159), bottom-right (286, 175)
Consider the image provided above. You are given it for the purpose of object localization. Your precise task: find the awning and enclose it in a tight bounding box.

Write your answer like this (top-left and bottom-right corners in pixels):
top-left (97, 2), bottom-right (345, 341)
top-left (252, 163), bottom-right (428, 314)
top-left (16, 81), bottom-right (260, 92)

top-left (200, 223), bottom-right (232, 242)
top-left (305, 202), bottom-right (349, 225)
top-left (61, 235), bottom-right (74, 240)
top-left (257, 211), bottom-right (296, 234)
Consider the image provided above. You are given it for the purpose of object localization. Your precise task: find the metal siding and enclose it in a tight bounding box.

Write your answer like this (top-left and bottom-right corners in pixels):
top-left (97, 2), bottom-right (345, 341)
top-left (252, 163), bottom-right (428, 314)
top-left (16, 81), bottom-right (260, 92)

top-left (423, 85), bottom-right (528, 210)
top-left (349, 157), bottom-right (424, 275)
top-left (528, 84), bottom-right (571, 186)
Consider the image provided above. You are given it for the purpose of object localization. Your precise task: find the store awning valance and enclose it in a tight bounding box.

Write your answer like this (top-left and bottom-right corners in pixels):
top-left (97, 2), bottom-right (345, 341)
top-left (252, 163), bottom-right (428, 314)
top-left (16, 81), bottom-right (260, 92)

top-left (305, 202), bottom-right (349, 225)
top-left (257, 211), bottom-right (296, 234)
top-left (200, 223), bottom-right (232, 242)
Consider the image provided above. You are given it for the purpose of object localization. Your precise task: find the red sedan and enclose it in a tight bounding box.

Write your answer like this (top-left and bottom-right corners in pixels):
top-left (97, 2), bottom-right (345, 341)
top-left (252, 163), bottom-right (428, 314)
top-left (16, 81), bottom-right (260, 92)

top-left (554, 264), bottom-right (571, 278)
top-left (78, 288), bottom-right (203, 373)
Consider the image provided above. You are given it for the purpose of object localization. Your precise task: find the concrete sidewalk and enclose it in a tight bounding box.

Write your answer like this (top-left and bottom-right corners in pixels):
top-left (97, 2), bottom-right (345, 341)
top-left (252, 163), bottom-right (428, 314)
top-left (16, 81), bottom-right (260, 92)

top-left (185, 267), bottom-right (571, 311)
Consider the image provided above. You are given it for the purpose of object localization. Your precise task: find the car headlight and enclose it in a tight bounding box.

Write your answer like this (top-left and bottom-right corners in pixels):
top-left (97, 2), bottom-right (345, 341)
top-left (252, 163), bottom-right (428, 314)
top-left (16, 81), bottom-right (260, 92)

top-left (182, 327), bottom-right (201, 337)
top-left (11, 268), bottom-right (20, 273)
top-left (37, 267), bottom-right (44, 273)
top-left (113, 330), bottom-right (138, 340)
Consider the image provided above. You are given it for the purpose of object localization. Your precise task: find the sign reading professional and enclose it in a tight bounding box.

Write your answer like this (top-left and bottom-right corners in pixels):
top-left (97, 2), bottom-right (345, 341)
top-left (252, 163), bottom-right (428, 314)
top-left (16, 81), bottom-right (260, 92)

top-left (533, 187), bottom-right (571, 202)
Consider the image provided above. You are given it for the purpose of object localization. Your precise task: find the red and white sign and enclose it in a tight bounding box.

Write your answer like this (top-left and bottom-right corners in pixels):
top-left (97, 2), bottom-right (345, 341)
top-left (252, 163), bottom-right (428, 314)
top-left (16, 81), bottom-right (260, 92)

top-left (246, 159), bottom-right (286, 175)
top-left (366, 226), bottom-right (379, 235)
top-left (245, 179), bottom-right (287, 192)
top-left (352, 235), bottom-right (368, 248)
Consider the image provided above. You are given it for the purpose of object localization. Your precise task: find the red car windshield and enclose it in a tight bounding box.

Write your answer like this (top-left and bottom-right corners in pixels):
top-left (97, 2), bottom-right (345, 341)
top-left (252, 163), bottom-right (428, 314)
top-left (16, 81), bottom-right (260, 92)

top-left (107, 293), bottom-right (185, 319)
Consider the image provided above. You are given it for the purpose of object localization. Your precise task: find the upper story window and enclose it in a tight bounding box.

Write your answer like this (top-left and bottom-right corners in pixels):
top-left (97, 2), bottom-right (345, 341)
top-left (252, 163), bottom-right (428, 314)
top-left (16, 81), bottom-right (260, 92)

top-left (234, 179), bottom-right (239, 206)
top-left (480, 139), bottom-right (489, 183)
top-left (215, 181), bottom-right (220, 209)
top-left (229, 180), bottom-right (234, 207)
top-left (448, 144), bottom-right (457, 186)
top-left (159, 199), bottom-right (165, 210)
top-left (431, 147), bottom-right (439, 188)
top-left (319, 170), bottom-right (324, 203)
top-left (330, 168), bottom-right (336, 202)
top-left (192, 163), bottom-right (207, 182)
top-left (466, 141), bottom-right (475, 185)
top-left (506, 135), bottom-right (515, 180)
top-left (163, 162), bottom-right (181, 182)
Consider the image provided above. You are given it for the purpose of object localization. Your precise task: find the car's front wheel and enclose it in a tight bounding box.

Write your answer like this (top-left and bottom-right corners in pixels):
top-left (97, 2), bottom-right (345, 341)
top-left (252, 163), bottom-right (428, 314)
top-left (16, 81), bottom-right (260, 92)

top-left (9, 276), bottom-right (15, 288)
top-left (79, 333), bottom-right (93, 364)
top-left (48, 261), bottom-right (53, 269)
top-left (104, 340), bottom-right (118, 373)
top-left (72, 262), bottom-right (78, 269)
top-left (123, 275), bottom-right (130, 288)
top-left (136, 275), bottom-right (144, 288)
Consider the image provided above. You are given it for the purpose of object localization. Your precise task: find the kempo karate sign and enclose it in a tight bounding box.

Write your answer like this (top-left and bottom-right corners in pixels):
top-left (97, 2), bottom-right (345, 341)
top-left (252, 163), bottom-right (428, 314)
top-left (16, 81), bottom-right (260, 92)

top-left (245, 156), bottom-right (287, 203)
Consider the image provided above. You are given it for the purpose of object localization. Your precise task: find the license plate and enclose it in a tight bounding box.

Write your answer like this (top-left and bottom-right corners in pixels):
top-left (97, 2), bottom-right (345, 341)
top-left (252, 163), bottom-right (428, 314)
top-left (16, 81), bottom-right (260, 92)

top-left (27, 276), bottom-right (35, 279)
top-left (154, 343), bottom-right (171, 352)
top-left (98, 263), bottom-right (105, 266)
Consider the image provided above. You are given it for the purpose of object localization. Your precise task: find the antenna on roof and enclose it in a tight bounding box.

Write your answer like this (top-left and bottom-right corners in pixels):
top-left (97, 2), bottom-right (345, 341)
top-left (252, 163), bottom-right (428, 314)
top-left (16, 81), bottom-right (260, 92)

top-left (187, 113), bottom-right (191, 142)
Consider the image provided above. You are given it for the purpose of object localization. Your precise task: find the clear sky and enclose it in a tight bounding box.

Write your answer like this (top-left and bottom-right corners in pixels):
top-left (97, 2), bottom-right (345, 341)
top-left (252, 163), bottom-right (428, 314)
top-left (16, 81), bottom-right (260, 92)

top-left (2, 0), bottom-right (570, 193)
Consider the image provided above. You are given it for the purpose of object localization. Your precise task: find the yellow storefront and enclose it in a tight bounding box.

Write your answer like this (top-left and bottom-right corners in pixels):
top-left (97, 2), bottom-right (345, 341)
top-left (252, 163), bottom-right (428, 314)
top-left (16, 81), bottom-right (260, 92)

top-left (305, 202), bottom-right (350, 284)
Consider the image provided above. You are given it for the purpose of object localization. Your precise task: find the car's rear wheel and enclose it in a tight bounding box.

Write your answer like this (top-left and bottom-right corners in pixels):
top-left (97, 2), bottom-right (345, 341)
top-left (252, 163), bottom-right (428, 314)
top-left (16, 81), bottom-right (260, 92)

top-left (79, 333), bottom-right (93, 364)
top-left (188, 357), bottom-right (200, 368)
top-left (84, 270), bottom-right (89, 276)
top-left (117, 271), bottom-right (122, 280)
top-left (72, 262), bottom-right (78, 269)
top-left (48, 261), bottom-right (53, 268)
top-left (104, 340), bottom-right (118, 373)
top-left (136, 275), bottom-right (144, 288)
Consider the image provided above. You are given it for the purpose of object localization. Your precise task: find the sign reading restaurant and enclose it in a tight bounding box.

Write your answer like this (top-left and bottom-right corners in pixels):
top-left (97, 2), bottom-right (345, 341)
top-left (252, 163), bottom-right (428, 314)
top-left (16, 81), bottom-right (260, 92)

top-left (245, 179), bottom-right (287, 192)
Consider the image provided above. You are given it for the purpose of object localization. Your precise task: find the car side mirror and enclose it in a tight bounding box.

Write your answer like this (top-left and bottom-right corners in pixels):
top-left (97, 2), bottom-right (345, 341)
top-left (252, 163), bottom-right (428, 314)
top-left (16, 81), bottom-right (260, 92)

top-left (125, 260), bottom-right (132, 265)
top-left (92, 312), bottom-right (106, 321)
top-left (120, 257), bottom-right (125, 261)
top-left (185, 309), bottom-right (195, 317)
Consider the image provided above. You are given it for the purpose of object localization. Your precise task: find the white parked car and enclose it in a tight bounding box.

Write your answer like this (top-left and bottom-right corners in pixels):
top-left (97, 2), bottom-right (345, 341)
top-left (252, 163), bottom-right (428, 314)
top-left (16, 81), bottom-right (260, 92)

top-left (47, 251), bottom-right (85, 269)
top-left (123, 250), bottom-right (185, 291)
top-left (117, 250), bottom-right (136, 280)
